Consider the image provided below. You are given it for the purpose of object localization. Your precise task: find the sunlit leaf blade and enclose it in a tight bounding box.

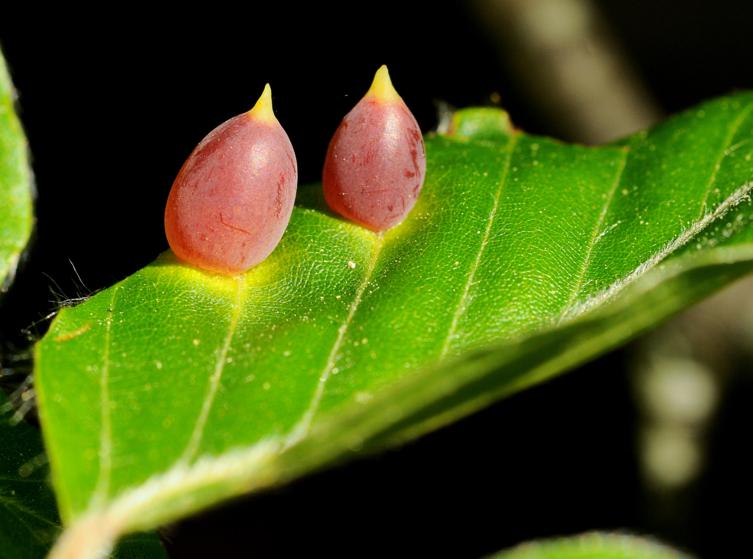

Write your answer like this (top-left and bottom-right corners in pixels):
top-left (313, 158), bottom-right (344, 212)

top-left (0, 391), bottom-right (166, 559)
top-left (0, 48), bottom-right (33, 292)
top-left (491, 532), bottom-right (690, 559)
top-left (36, 93), bottom-right (753, 555)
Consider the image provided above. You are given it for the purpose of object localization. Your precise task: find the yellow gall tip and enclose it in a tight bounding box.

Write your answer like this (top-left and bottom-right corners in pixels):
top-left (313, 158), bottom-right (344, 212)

top-left (248, 83), bottom-right (277, 123)
top-left (365, 65), bottom-right (401, 103)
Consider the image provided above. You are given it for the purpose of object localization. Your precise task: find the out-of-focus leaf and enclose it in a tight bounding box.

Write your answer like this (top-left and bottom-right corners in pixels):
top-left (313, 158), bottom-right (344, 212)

top-left (0, 394), bottom-right (59, 559)
top-left (0, 48), bottom-right (33, 292)
top-left (491, 532), bottom-right (690, 559)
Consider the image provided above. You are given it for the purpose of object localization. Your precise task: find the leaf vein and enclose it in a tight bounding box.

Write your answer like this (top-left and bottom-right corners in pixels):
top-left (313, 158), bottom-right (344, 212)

top-left (286, 235), bottom-right (385, 444)
top-left (698, 102), bottom-right (753, 216)
top-left (439, 134), bottom-right (519, 357)
top-left (92, 285), bottom-right (119, 506)
top-left (564, 179), bottom-right (753, 319)
top-left (561, 103), bottom-right (753, 320)
top-left (560, 147), bottom-right (630, 318)
top-left (180, 276), bottom-right (245, 464)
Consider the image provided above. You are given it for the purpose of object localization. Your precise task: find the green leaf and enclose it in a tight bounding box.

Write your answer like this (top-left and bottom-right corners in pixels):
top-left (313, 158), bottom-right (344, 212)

top-left (0, 391), bottom-right (167, 559)
top-left (36, 93), bottom-right (753, 556)
top-left (0, 48), bottom-right (33, 291)
top-left (491, 532), bottom-right (690, 559)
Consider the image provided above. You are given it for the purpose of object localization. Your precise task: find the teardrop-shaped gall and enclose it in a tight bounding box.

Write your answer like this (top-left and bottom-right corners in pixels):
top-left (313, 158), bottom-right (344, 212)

top-left (164, 85), bottom-right (297, 275)
top-left (323, 65), bottom-right (426, 231)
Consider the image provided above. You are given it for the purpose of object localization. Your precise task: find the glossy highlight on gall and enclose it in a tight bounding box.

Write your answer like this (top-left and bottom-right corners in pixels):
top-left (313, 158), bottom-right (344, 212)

top-left (323, 65), bottom-right (426, 231)
top-left (164, 85), bottom-right (297, 275)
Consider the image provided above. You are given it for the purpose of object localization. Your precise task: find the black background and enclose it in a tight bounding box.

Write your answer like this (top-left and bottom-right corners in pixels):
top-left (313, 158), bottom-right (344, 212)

top-left (2, 2), bottom-right (753, 557)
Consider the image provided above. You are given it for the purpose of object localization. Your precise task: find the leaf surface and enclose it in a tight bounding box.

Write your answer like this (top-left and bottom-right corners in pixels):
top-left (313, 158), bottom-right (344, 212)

top-left (0, 48), bottom-right (33, 291)
top-left (35, 95), bottom-right (753, 555)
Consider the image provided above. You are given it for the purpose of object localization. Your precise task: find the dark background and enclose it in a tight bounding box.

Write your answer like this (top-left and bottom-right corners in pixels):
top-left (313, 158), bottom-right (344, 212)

top-left (1, 2), bottom-right (753, 557)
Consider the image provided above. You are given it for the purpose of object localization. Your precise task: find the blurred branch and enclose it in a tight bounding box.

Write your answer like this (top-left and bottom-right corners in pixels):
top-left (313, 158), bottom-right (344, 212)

top-left (471, 0), bottom-right (662, 142)
top-left (628, 278), bottom-right (753, 542)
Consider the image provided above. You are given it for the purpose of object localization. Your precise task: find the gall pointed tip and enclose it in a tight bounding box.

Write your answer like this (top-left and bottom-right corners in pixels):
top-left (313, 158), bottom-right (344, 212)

top-left (366, 65), bottom-right (401, 103)
top-left (248, 83), bottom-right (277, 124)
